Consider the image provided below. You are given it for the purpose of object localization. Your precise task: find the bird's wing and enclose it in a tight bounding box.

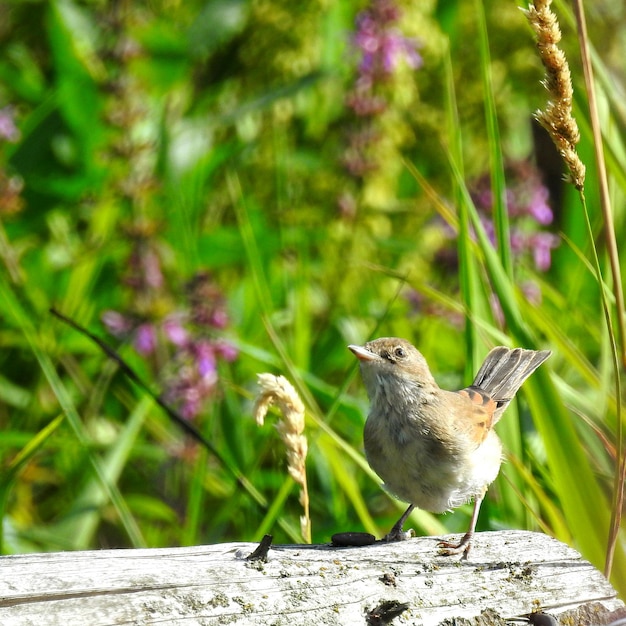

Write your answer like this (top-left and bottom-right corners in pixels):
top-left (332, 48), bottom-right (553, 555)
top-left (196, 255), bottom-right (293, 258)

top-left (454, 387), bottom-right (500, 446)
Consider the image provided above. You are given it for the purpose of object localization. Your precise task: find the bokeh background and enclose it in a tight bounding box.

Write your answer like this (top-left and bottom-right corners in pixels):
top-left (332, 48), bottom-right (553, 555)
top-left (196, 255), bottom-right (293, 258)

top-left (1, 0), bottom-right (625, 596)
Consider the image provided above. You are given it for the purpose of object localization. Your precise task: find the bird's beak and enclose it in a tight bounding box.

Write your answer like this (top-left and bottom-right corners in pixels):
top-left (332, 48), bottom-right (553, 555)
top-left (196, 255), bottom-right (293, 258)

top-left (348, 344), bottom-right (378, 361)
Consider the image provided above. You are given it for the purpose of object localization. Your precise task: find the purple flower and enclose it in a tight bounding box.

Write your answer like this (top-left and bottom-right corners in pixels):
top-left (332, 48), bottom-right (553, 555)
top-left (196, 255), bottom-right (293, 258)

top-left (353, 2), bottom-right (421, 78)
top-left (463, 161), bottom-right (558, 274)
top-left (380, 31), bottom-right (421, 73)
top-left (134, 323), bottom-right (157, 355)
top-left (0, 107), bottom-right (20, 143)
top-left (355, 17), bottom-right (378, 57)
top-left (521, 280), bottom-right (542, 305)
top-left (102, 310), bottom-right (158, 355)
top-left (125, 242), bottom-right (163, 292)
top-left (209, 309), bottom-right (229, 329)
top-left (181, 395), bottom-right (201, 421)
top-left (101, 310), bottom-right (133, 336)
top-left (103, 269), bottom-right (237, 421)
top-left (167, 370), bottom-right (203, 420)
top-left (345, 90), bottom-right (387, 117)
top-left (215, 340), bottom-right (238, 362)
top-left (530, 232), bottom-right (559, 271)
top-left (341, 0), bottom-right (422, 201)
top-left (143, 248), bottom-right (164, 289)
top-left (528, 186), bottom-right (553, 225)
top-left (194, 340), bottom-right (217, 379)
top-left (510, 228), bottom-right (526, 253)
top-left (186, 271), bottom-right (231, 330)
top-left (163, 315), bottom-right (189, 346)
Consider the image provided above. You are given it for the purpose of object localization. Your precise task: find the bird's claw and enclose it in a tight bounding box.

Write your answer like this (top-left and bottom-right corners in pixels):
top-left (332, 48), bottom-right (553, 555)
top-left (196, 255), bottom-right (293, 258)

top-left (383, 527), bottom-right (415, 542)
top-left (438, 532), bottom-right (473, 559)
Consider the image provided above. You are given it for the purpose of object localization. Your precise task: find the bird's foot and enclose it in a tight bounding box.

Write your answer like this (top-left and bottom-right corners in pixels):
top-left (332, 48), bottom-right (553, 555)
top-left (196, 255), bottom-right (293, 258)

top-left (438, 532), bottom-right (473, 559)
top-left (382, 523), bottom-right (415, 542)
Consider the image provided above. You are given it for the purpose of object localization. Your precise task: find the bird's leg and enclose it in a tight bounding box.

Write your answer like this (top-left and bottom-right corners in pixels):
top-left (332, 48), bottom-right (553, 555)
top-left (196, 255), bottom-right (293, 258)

top-left (438, 490), bottom-right (485, 559)
top-left (383, 504), bottom-right (416, 542)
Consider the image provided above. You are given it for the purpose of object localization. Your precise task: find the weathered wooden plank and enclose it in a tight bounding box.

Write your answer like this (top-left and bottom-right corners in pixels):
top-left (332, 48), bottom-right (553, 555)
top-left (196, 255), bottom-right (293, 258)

top-left (0, 530), bottom-right (621, 625)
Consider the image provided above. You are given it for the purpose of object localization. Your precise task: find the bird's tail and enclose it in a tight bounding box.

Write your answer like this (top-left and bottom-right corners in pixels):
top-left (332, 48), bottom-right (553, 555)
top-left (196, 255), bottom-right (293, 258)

top-left (471, 347), bottom-right (551, 423)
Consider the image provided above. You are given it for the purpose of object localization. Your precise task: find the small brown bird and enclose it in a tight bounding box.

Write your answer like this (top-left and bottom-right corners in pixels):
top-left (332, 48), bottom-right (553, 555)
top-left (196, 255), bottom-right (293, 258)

top-left (349, 337), bottom-right (551, 558)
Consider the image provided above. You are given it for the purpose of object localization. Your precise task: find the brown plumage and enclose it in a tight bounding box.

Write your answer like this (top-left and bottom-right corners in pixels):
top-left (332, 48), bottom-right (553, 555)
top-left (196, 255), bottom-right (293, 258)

top-left (349, 337), bottom-right (551, 558)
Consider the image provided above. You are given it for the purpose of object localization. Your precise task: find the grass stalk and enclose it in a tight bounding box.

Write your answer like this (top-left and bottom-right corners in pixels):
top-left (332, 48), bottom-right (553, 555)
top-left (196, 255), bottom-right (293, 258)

top-left (570, 2), bottom-right (626, 368)
top-left (442, 41), bottom-right (480, 379)
top-left (253, 373), bottom-right (311, 543)
top-left (571, 0), bottom-right (625, 579)
top-left (525, 0), bottom-right (625, 581)
top-left (577, 193), bottom-right (622, 579)
top-left (474, 0), bottom-right (512, 278)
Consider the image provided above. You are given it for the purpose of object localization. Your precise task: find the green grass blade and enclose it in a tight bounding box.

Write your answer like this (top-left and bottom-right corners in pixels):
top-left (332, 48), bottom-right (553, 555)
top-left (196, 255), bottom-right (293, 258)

top-left (474, 0), bottom-right (511, 278)
top-left (52, 395), bottom-right (153, 549)
top-left (0, 415), bottom-right (64, 553)
top-left (442, 38), bottom-right (482, 377)
top-left (0, 276), bottom-right (146, 548)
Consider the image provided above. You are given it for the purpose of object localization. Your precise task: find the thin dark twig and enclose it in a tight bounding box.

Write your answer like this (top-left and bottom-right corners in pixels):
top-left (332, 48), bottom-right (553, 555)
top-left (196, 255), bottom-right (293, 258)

top-left (49, 307), bottom-right (267, 508)
top-left (246, 534), bottom-right (273, 561)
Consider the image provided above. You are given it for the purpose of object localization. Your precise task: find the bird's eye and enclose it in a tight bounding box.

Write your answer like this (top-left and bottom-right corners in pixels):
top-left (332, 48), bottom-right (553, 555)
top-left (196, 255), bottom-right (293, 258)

top-left (394, 347), bottom-right (406, 358)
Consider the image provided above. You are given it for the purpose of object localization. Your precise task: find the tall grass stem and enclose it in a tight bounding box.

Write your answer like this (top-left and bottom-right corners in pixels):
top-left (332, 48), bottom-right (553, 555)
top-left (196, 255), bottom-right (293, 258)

top-left (571, 0), bottom-right (625, 579)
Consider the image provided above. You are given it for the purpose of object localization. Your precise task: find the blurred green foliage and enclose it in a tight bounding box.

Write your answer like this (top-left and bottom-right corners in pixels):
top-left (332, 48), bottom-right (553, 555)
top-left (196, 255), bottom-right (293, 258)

top-left (1, 0), bottom-right (625, 598)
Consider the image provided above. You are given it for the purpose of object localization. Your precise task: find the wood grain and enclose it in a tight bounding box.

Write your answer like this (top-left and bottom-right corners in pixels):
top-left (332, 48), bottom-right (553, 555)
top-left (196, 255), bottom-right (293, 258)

top-left (0, 530), bottom-right (621, 625)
